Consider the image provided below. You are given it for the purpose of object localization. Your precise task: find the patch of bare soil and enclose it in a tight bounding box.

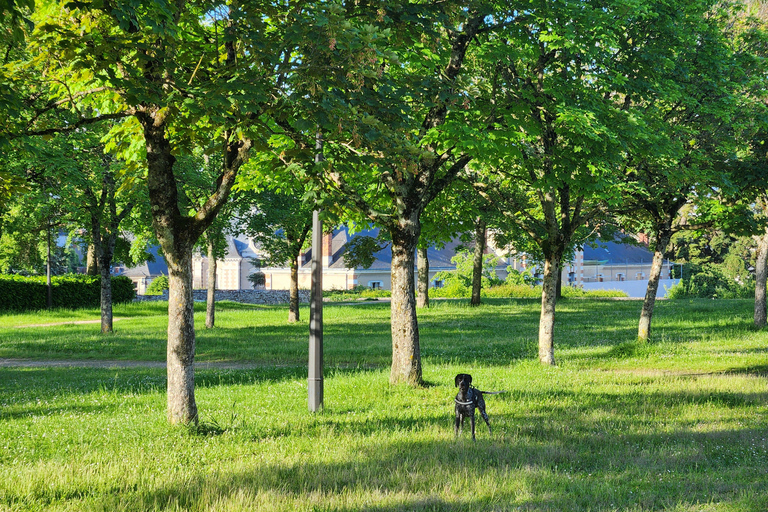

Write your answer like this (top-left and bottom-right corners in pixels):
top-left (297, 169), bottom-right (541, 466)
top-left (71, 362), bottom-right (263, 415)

top-left (14, 318), bottom-right (125, 329)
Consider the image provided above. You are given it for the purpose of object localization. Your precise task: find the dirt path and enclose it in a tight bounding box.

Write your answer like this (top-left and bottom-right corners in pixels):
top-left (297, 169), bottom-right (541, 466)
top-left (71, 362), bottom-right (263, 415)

top-left (0, 358), bottom-right (272, 370)
top-left (13, 318), bottom-right (126, 329)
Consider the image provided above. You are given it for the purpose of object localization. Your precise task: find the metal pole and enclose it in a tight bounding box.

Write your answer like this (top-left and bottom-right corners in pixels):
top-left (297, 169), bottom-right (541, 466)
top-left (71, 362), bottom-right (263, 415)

top-left (46, 220), bottom-right (52, 309)
top-left (308, 210), bottom-right (323, 412)
top-left (308, 130), bottom-right (324, 412)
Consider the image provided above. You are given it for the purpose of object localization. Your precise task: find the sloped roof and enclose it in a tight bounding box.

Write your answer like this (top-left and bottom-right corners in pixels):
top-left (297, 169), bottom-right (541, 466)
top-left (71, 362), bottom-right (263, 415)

top-left (120, 245), bottom-right (168, 278)
top-left (582, 239), bottom-right (654, 265)
top-left (300, 226), bottom-right (490, 271)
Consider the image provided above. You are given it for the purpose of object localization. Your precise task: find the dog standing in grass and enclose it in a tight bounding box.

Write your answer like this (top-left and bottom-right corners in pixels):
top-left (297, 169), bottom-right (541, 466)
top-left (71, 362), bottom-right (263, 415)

top-left (454, 373), bottom-right (503, 440)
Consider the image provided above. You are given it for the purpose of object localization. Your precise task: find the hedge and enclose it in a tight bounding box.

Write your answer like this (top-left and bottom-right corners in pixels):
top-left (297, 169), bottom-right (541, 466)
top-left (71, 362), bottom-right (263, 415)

top-left (0, 274), bottom-right (136, 311)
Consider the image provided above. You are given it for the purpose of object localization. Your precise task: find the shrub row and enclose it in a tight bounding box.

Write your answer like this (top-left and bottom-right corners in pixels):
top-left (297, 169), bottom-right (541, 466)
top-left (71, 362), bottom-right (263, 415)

top-left (431, 282), bottom-right (627, 299)
top-left (324, 282), bottom-right (628, 301)
top-left (0, 274), bottom-right (136, 311)
top-left (667, 263), bottom-right (754, 299)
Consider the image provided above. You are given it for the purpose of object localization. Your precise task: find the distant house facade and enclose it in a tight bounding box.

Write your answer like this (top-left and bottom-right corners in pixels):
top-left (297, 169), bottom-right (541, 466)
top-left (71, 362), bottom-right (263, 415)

top-left (192, 237), bottom-right (260, 290)
top-left (258, 227), bottom-right (473, 292)
top-left (120, 228), bottom-right (670, 296)
top-left (504, 237), bottom-right (673, 288)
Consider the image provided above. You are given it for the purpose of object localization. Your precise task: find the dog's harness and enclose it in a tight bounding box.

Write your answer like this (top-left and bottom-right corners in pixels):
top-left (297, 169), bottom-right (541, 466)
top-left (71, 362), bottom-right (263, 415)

top-left (455, 388), bottom-right (477, 406)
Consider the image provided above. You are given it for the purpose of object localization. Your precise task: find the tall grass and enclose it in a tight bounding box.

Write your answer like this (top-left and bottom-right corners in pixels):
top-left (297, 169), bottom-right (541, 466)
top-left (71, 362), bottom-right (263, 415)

top-left (1, 299), bottom-right (767, 511)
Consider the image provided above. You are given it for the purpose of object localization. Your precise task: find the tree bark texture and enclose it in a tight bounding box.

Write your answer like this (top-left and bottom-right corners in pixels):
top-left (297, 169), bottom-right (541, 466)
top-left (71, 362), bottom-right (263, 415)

top-left (538, 253), bottom-right (560, 365)
top-left (389, 216), bottom-right (422, 386)
top-left (289, 258), bottom-right (300, 323)
top-left (754, 229), bottom-right (768, 328)
top-left (470, 217), bottom-right (486, 306)
top-left (417, 246), bottom-right (429, 309)
top-left (206, 237), bottom-right (216, 329)
top-left (141, 109), bottom-right (199, 425)
top-left (86, 244), bottom-right (98, 275)
top-left (87, 207), bottom-right (112, 333)
top-left (166, 249), bottom-right (198, 425)
top-left (638, 230), bottom-right (671, 342)
top-left (97, 231), bottom-right (118, 334)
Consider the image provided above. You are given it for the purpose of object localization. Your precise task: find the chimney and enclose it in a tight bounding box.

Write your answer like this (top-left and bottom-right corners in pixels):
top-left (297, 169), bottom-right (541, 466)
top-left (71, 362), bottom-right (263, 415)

top-left (323, 231), bottom-right (334, 267)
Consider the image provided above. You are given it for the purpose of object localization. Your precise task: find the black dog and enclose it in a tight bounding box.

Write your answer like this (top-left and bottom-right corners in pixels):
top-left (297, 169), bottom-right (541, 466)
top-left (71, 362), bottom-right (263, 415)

top-left (454, 373), bottom-right (503, 440)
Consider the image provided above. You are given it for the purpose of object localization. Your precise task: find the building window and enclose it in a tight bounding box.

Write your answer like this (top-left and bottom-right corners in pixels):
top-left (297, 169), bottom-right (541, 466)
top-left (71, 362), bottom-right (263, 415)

top-left (369, 281), bottom-right (383, 290)
top-left (433, 280), bottom-right (444, 288)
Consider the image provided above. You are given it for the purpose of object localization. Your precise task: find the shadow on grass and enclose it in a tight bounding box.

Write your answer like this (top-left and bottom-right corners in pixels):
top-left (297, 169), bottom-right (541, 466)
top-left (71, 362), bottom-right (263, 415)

top-left (114, 423), bottom-right (768, 511)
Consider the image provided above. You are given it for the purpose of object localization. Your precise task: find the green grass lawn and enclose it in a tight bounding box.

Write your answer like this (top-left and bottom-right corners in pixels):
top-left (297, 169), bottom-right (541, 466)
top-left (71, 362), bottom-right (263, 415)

top-left (1, 298), bottom-right (767, 511)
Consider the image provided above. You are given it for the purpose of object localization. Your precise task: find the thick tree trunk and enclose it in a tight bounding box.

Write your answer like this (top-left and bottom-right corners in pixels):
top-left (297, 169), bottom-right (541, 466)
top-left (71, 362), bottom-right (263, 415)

top-left (141, 109), bottom-right (199, 425)
top-left (166, 249), bottom-right (198, 425)
top-left (99, 262), bottom-right (113, 333)
top-left (538, 252), bottom-right (560, 365)
top-left (470, 217), bottom-right (486, 306)
top-left (97, 234), bottom-right (117, 334)
top-left (638, 231), bottom-right (671, 342)
top-left (206, 238), bottom-right (216, 329)
top-left (86, 244), bottom-right (98, 275)
top-left (754, 230), bottom-right (768, 328)
top-left (417, 246), bottom-right (429, 309)
top-left (389, 218), bottom-right (422, 386)
top-left (289, 258), bottom-right (300, 323)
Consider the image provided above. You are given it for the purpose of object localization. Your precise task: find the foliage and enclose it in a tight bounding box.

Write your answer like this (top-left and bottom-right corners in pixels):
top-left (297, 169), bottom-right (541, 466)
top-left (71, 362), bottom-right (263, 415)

top-left (430, 282), bottom-right (627, 300)
top-left (667, 263), bottom-right (755, 299)
top-left (323, 285), bottom-right (391, 302)
top-left (144, 275), bottom-right (168, 296)
top-left (342, 235), bottom-right (388, 269)
top-left (0, 273), bottom-right (134, 310)
top-left (246, 271), bottom-right (266, 289)
top-left (560, 287), bottom-right (628, 299)
top-left (505, 267), bottom-right (536, 287)
top-left (433, 249), bottom-right (504, 291)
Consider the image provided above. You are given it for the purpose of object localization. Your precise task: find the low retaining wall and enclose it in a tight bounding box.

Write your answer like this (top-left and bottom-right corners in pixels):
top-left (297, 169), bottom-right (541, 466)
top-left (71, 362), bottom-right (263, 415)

top-left (135, 289), bottom-right (311, 305)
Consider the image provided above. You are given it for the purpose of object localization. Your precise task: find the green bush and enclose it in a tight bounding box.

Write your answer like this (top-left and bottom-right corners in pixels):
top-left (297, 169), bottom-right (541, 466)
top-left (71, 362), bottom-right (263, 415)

top-left (561, 286), bottom-right (628, 298)
top-left (429, 281), bottom-right (472, 299)
top-left (430, 282), bottom-right (627, 300)
top-left (667, 263), bottom-right (754, 299)
top-left (323, 286), bottom-right (391, 302)
top-left (0, 274), bottom-right (136, 311)
top-left (359, 288), bottom-right (392, 299)
top-left (145, 275), bottom-right (169, 295)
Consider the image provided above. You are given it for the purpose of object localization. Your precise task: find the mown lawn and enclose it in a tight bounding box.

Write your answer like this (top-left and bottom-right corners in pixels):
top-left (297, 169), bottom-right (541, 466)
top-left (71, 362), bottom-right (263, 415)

top-left (0, 298), bottom-right (766, 511)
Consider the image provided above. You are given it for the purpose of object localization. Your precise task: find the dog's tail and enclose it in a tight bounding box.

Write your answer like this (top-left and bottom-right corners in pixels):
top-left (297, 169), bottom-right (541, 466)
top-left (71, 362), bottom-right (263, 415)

top-left (478, 390), bottom-right (507, 396)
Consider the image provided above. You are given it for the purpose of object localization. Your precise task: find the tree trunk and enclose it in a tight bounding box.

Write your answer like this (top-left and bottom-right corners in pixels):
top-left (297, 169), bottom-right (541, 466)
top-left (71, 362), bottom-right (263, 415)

top-left (538, 252), bottom-right (560, 365)
top-left (99, 262), bottom-right (113, 333)
top-left (206, 237), bottom-right (216, 329)
top-left (417, 246), bottom-right (429, 309)
top-left (470, 217), bottom-right (486, 306)
top-left (289, 258), bottom-right (300, 323)
top-left (141, 109), bottom-right (199, 425)
top-left (754, 229), bottom-right (768, 328)
top-left (166, 248), bottom-right (198, 425)
top-left (389, 217), bottom-right (422, 386)
top-left (638, 230), bottom-right (671, 342)
top-left (86, 243), bottom-right (98, 275)
top-left (97, 232), bottom-right (118, 334)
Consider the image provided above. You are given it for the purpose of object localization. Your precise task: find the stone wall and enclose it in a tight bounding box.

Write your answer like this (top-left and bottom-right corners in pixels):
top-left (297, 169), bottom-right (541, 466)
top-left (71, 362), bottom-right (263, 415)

top-left (135, 289), bottom-right (311, 305)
